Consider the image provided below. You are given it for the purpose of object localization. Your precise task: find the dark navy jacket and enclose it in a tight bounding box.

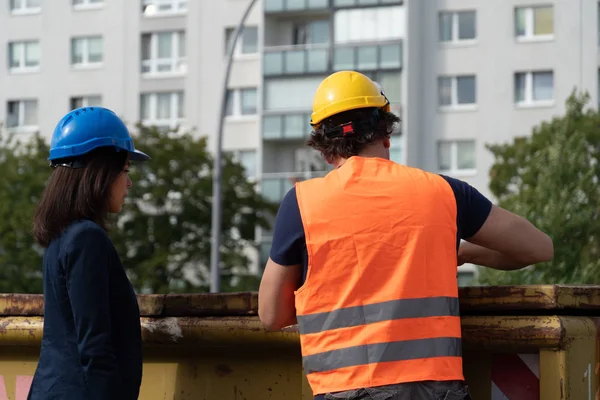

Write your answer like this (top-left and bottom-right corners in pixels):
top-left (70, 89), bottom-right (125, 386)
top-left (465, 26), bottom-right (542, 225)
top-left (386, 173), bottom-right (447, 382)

top-left (28, 220), bottom-right (143, 400)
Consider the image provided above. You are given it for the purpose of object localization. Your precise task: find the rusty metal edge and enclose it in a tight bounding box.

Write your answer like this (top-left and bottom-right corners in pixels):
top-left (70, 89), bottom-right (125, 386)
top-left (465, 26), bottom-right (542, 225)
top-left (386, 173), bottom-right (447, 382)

top-left (0, 292), bottom-right (260, 317)
top-left (2, 285), bottom-right (600, 317)
top-left (0, 315), bottom-right (569, 351)
top-left (458, 285), bottom-right (600, 312)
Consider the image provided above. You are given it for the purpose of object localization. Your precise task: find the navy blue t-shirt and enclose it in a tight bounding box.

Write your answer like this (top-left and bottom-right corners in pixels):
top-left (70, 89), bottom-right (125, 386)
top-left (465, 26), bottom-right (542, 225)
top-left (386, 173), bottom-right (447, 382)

top-left (269, 174), bottom-right (492, 284)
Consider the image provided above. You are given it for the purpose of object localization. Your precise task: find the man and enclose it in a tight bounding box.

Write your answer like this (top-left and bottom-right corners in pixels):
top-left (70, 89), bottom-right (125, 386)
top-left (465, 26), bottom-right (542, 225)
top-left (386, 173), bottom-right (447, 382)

top-left (258, 70), bottom-right (553, 400)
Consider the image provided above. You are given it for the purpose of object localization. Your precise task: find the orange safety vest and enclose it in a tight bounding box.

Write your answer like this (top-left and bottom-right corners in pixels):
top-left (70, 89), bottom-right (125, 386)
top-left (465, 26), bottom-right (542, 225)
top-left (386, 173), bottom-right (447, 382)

top-left (294, 156), bottom-right (463, 395)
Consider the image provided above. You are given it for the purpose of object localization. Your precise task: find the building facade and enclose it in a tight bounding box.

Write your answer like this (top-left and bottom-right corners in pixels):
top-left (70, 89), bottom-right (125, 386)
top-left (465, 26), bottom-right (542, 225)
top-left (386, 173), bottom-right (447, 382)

top-left (1, 0), bottom-right (598, 285)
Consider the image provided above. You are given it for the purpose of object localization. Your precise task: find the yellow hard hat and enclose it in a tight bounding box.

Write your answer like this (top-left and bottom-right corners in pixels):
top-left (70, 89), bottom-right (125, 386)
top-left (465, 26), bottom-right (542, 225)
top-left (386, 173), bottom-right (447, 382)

top-left (310, 70), bottom-right (390, 127)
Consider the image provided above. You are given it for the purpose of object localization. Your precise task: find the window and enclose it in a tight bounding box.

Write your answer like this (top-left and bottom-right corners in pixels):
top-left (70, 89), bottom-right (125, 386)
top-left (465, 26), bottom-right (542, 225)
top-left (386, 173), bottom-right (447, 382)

top-left (264, 77), bottom-right (323, 111)
top-left (438, 75), bottom-right (476, 108)
top-left (226, 88), bottom-right (258, 117)
top-left (225, 27), bottom-right (258, 56)
top-left (141, 31), bottom-right (187, 75)
top-left (140, 91), bottom-right (185, 129)
top-left (10, 0), bottom-right (41, 14)
top-left (515, 71), bottom-right (554, 106)
top-left (334, 6), bottom-right (405, 43)
top-left (389, 139), bottom-right (402, 164)
top-left (334, 0), bottom-right (403, 8)
top-left (8, 40), bottom-right (40, 72)
top-left (293, 20), bottom-right (330, 45)
top-left (232, 150), bottom-right (258, 179)
top-left (71, 36), bottom-right (103, 67)
top-left (515, 6), bottom-right (553, 40)
top-left (439, 11), bottom-right (476, 43)
top-left (437, 140), bottom-right (476, 174)
top-left (142, 0), bottom-right (187, 16)
top-left (70, 95), bottom-right (102, 110)
top-left (73, 0), bottom-right (103, 9)
top-left (368, 71), bottom-right (401, 104)
top-left (6, 100), bottom-right (38, 130)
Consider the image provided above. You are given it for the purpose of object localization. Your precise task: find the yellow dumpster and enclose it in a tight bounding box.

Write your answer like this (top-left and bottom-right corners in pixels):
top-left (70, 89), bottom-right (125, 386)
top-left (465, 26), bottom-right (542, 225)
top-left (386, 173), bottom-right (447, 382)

top-left (0, 285), bottom-right (598, 400)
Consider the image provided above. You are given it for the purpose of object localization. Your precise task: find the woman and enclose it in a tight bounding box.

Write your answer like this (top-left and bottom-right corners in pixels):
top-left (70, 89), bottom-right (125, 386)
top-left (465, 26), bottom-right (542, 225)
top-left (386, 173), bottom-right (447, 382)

top-left (28, 107), bottom-right (150, 400)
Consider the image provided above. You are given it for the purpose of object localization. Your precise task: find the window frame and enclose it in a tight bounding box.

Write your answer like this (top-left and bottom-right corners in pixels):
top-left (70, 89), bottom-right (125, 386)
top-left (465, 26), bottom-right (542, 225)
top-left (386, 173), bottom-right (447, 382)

top-left (71, 36), bottom-right (104, 68)
top-left (8, 40), bottom-right (41, 73)
top-left (437, 75), bottom-right (478, 111)
top-left (230, 149), bottom-right (258, 181)
top-left (141, 31), bottom-right (187, 77)
top-left (225, 88), bottom-right (258, 119)
top-left (514, 5), bottom-right (554, 42)
top-left (73, 0), bottom-right (104, 11)
top-left (70, 95), bottom-right (102, 110)
top-left (9, 0), bottom-right (41, 16)
top-left (6, 99), bottom-right (39, 132)
top-left (140, 91), bottom-right (185, 130)
top-left (438, 10), bottom-right (477, 45)
top-left (514, 70), bottom-right (555, 108)
top-left (437, 139), bottom-right (477, 176)
top-left (141, 0), bottom-right (187, 17)
top-left (225, 26), bottom-right (259, 58)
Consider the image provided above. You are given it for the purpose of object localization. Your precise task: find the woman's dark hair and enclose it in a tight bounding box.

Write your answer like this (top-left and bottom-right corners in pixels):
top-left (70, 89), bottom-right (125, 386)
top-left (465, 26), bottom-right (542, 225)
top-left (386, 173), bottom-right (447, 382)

top-left (33, 146), bottom-right (128, 248)
top-left (307, 108), bottom-right (401, 162)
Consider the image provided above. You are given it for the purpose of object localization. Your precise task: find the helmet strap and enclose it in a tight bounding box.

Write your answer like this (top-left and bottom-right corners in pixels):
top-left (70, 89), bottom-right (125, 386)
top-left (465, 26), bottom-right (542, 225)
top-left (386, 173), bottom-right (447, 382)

top-left (49, 159), bottom-right (86, 169)
top-left (323, 109), bottom-right (381, 139)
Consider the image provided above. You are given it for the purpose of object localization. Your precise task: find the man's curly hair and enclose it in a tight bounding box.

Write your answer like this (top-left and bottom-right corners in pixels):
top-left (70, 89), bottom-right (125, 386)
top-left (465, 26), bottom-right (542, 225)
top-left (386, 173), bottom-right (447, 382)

top-left (306, 107), bottom-right (401, 162)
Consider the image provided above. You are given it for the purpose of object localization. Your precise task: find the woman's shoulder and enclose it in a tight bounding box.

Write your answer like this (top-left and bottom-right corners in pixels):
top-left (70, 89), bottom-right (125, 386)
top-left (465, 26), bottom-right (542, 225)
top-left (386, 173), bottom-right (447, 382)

top-left (61, 220), bottom-right (111, 250)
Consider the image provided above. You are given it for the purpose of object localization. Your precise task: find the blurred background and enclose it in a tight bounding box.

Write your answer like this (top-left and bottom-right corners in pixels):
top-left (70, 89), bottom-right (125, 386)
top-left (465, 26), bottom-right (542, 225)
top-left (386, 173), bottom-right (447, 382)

top-left (0, 0), bottom-right (598, 294)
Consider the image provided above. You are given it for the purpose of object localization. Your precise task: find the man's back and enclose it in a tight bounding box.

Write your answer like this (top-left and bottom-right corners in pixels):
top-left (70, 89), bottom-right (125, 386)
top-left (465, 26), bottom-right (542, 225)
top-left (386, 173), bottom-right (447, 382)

top-left (292, 156), bottom-right (466, 394)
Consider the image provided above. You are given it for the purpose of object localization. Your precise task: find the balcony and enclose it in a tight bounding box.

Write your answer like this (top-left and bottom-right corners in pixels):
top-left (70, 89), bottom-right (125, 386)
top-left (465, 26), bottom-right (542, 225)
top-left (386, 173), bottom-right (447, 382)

top-left (265, 0), bottom-right (330, 14)
top-left (263, 112), bottom-right (312, 140)
top-left (263, 40), bottom-right (402, 77)
top-left (261, 171), bottom-right (328, 203)
top-left (264, 0), bottom-right (403, 13)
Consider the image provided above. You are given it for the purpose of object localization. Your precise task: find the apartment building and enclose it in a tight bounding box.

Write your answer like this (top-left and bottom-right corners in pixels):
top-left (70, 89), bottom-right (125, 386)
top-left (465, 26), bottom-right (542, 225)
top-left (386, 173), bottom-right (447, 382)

top-left (1, 0), bottom-right (598, 285)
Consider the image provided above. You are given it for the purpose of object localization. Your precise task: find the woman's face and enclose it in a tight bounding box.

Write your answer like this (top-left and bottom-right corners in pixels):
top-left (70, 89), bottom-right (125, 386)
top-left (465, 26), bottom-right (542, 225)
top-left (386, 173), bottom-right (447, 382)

top-left (109, 159), bottom-right (132, 213)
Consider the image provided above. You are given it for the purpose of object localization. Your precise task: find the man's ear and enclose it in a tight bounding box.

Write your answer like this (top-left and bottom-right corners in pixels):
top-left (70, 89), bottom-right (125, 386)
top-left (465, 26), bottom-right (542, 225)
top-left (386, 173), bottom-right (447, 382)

top-left (382, 136), bottom-right (391, 149)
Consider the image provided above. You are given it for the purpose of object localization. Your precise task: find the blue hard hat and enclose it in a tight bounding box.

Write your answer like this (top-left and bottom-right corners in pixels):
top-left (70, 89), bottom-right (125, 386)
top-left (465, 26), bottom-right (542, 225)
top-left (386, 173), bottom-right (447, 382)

top-left (48, 107), bottom-right (150, 162)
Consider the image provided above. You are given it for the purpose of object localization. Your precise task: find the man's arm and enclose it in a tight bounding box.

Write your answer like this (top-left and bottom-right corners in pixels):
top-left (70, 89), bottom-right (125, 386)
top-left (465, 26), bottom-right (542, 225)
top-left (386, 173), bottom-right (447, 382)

top-left (442, 175), bottom-right (553, 271)
top-left (64, 226), bottom-right (119, 399)
top-left (258, 187), bottom-right (304, 331)
top-left (259, 258), bottom-right (302, 331)
top-left (460, 205), bottom-right (554, 270)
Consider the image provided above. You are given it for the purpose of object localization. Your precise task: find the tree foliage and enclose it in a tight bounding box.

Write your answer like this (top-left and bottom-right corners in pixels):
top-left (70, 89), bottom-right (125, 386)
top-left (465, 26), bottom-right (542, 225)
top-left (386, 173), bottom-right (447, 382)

top-left (0, 131), bottom-right (49, 293)
top-left (110, 126), bottom-right (277, 293)
top-left (477, 91), bottom-right (600, 285)
top-left (0, 125), bottom-right (275, 294)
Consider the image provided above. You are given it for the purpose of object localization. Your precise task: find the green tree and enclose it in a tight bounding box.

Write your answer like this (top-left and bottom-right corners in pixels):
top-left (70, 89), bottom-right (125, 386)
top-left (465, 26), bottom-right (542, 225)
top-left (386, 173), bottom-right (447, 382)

top-left (111, 126), bottom-right (276, 294)
top-left (476, 91), bottom-right (600, 285)
top-left (0, 130), bottom-right (49, 293)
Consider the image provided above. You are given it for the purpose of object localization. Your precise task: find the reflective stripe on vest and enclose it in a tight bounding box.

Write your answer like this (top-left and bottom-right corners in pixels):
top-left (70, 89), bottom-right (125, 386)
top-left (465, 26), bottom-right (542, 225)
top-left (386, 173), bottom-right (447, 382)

top-left (294, 156), bottom-right (464, 395)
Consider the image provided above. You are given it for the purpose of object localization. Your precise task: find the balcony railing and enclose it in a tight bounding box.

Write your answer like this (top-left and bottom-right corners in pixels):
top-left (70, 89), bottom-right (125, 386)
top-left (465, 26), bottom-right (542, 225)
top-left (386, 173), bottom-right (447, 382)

top-left (263, 40), bottom-right (402, 76)
top-left (264, 0), bottom-right (403, 13)
top-left (265, 0), bottom-right (329, 13)
top-left (261, 171), bottom-right (329, 203)
top-left (263, 112), bottom-right (312, 140)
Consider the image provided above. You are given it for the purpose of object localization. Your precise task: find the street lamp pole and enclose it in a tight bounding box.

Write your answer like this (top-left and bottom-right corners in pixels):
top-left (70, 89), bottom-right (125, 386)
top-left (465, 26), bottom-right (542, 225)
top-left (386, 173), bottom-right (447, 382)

top-left (210, 0), bottom-right (259, 293)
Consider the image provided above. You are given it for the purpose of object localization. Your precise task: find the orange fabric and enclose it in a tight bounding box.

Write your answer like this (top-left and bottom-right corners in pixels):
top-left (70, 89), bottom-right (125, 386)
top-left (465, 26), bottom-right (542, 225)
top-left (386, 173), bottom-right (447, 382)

top-left (294, 156), bottom-right (463, 395)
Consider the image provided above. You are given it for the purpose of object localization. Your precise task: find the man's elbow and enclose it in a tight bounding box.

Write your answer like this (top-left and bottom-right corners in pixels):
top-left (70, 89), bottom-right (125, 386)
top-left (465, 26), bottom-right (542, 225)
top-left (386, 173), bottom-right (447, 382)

top-left (258, 308), bottom-right (284, 331)
top-left (520, 233), bottom-right (554, 266)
